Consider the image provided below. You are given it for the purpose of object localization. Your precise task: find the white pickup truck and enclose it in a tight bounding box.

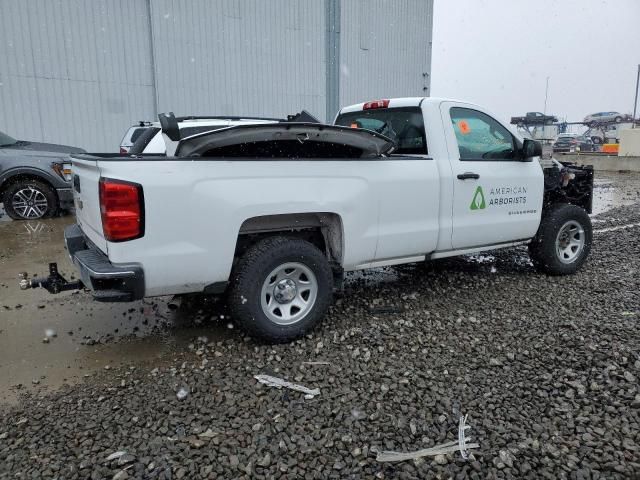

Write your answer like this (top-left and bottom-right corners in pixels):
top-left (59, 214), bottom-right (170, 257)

top-left (23, 98), bottom-right (594, 342)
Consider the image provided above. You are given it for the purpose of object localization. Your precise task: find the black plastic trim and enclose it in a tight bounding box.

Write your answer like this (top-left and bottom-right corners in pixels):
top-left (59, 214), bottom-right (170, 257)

top-left (56, 187), bottom-right (74, 208)
top-left (203, 281), bottom-right (229, 295)
top-left (64, 225), bottom-right (145, 302)
top-left (64, 224), bottom-right (85, 258)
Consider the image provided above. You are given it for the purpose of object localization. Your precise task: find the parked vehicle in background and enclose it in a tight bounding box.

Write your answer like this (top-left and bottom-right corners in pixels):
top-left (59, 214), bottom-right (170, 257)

top-left (584, 121), bottom-right (635, 145)
top-left (587, 130), bottom-right (603, 145)
top-left (128, 116), bottom-right (284, 155)
top-left (119, 121), bottom-right (153, 154)
top-left (603, 123), bottom-right (634, 144)
top-left (25, 98), bottom-right (594, 344)
top-left (510, 112), bottom-right (558, 125)
top-left (0, 130), bottom-right (85, 220)
top-left (552, 133), bottom-right (594, 153)
top-left (583, 111), bottom-right (632, 126)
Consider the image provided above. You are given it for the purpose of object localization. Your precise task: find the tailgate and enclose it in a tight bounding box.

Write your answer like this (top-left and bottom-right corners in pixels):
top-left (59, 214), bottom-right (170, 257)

top-left (70, 155), bottom-right (109, 253)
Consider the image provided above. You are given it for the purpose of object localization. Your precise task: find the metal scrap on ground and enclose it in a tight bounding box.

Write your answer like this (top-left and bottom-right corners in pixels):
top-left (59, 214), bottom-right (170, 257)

top-left (104, 451), bottom-right (127, 462)
top-left (376, 415), bottom-right (479, 463)
top-left (254, 374), bottom-right (320, 398)
top-left (458, 414), bottom-right (473, 459)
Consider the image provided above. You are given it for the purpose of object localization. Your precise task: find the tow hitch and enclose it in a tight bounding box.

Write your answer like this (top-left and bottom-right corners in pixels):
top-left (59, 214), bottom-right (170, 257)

top-left (19, 263), bottom-right (83, 294)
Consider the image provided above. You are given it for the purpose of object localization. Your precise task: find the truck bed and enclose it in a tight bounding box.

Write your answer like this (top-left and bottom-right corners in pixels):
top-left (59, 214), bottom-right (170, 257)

top-left (69, 123), bottom-right (440, 297)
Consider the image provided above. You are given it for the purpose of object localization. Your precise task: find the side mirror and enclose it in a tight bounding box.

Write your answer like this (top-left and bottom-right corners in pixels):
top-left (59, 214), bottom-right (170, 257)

top-left (522, 138), bottom-right (542, 160)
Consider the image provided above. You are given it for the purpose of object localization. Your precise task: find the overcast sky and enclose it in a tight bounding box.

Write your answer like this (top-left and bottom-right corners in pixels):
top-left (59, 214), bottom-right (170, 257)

top-left (431, 0), bottom-right (640, 125)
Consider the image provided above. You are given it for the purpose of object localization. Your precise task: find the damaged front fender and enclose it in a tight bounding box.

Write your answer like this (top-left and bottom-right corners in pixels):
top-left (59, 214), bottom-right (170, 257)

top-left (543, 161), bottom-right (594, 214)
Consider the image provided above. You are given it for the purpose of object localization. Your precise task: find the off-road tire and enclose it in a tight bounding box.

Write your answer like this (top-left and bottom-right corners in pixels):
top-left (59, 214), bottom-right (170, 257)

top-left (528, 203), bottom-right (592, 275)
top-left (2, 179), bottom-right (58, 220)
top-left (228, 236), bottom-right (333, 343)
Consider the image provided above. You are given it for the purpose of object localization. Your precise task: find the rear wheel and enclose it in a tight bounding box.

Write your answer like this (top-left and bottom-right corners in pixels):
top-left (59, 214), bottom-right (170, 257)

top-left (2, 180), bottom-right (57, 220)
top-left (228, 236), bottom-right (333, 343)
top-left (528, 204), bottom-right (592, 275)
top-left (615, 116), bottom-right (622, 123)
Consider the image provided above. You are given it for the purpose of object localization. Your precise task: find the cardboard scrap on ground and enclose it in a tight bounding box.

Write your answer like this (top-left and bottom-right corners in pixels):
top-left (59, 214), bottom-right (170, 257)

top-left (254, 374), bottom-right (320, 398)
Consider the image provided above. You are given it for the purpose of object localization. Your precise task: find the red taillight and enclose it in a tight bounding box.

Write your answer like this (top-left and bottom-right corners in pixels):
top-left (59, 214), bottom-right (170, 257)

top-left (119, 147), bottom-right (128, 155)
top-left (363, 99), bottom-right (390, 110)
top-left (99, 178), bottom-right (144, 242)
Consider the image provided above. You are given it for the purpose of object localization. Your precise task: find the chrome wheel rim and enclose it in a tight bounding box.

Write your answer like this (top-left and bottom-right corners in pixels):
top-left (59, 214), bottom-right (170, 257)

top-left (12, 187), bottom-right (49, 219)
top-left (555, 220), bottom-right (585, 264)
top-left (260, 262), bottom-right (318, 325)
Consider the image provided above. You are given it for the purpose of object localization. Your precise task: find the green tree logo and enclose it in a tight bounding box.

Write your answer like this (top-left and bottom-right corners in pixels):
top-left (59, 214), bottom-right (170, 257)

top-left (470, 186), bottom-right (486, 210)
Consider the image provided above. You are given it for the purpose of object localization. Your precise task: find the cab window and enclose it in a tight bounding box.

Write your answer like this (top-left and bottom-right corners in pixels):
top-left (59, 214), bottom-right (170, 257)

top-left (335, 107), bottom-right (427, 155)
top-left (450, 107), bottom-right (517, 160)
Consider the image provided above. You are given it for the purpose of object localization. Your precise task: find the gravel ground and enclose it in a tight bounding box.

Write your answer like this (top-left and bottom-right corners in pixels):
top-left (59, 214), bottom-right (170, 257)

top-left (1, 199), bottom-right (640, 478)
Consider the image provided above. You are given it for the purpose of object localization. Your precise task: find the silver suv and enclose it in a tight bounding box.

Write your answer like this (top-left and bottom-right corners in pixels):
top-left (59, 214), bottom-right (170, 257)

top-left (583, 111), bottom-right (632, 126)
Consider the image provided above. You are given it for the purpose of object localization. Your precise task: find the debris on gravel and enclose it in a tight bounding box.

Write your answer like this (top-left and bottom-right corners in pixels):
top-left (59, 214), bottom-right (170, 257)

top-left (1, 201), bottom-right (640, 479)
top-left (176, 386), bottom-right (190, 401)
top-left (254, 373), bottom-right (320, 398)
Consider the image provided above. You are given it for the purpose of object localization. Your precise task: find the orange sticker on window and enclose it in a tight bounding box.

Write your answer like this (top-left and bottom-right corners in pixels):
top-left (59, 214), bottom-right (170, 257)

top-left (350, 123), bottom-right (358, 128)
top-left (458, 120), bottom-right (471, 135)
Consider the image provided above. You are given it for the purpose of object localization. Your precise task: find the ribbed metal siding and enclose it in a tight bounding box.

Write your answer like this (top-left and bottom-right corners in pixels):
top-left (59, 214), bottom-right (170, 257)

top-left (149, 0), bottom-right (326, 121)
top-left (339, 0), bottom-right (433, 108)
top-left (0, 0), bottom-right (155, 151)
top-left (0, 0), bottom-right (432, 150)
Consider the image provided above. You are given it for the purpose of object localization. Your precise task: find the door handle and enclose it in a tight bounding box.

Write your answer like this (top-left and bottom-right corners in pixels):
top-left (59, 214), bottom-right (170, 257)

top-left (457, 172), bottom-right (480, 180)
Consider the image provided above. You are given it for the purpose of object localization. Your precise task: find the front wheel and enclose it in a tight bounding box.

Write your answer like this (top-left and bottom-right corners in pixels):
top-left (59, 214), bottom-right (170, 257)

top-left (2, 180), bottom-right (58, 220)
top-left (228, 236), bottom-right (334, 343)
top-left (615, 116), bottom-right (622, 123)
top-left (528, 204), bottom-right (592, 275)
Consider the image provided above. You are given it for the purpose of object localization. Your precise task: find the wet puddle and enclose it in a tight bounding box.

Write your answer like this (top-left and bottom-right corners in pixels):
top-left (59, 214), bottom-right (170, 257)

top-left (591, 172), bottom-right (640, 215)
top-left (0, 213), bottom-right (232, 404)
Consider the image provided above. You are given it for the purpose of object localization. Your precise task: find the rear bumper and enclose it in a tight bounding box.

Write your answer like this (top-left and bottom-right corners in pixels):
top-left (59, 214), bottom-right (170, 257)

top-left (56, 187), bottom-right (74, 210)
top-left (64, 224), bottom-right (145, 302)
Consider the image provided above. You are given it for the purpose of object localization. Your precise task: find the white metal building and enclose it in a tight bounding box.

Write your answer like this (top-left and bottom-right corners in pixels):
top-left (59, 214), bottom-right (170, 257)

top-left (0, 0), bottom-right (434, 151)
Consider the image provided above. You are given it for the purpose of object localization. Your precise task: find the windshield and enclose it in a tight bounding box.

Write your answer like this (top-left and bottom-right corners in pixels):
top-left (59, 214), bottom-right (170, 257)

top-left (0, 130), bottom-right (17, 146)
top-left (334, 107), bottom-right (427, 154)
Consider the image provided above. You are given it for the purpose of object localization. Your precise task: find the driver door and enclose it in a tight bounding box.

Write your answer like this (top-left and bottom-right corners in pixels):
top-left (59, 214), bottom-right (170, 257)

top-left (441, 102), bottom-right (543, 249)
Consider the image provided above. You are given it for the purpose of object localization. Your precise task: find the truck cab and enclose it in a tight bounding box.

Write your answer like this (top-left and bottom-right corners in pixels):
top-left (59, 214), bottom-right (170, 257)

top-left (334, 98), bottom-right (544, 254)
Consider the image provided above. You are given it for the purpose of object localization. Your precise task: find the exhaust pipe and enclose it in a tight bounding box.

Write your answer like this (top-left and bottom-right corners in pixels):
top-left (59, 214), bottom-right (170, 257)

top-left (167, 295), bottom-right (183, 311)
